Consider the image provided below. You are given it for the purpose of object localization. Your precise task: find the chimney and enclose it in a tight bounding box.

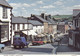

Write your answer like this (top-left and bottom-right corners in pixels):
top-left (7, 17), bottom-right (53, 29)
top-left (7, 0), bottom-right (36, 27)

top-left (45, 16), bottom-right (48, 20)
top-left (73, 9), bottom-right (80, 16)
top-left (41, 13), bottom-right (45, 19)
top-left (48, 14), bottom-right (51, 19)
top-left (31, 14), bottom-right (34, 17)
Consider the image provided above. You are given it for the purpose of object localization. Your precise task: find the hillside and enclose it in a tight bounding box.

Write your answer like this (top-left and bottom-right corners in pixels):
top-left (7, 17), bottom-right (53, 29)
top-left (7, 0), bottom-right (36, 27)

top-left (52, 15), bottom-right (73, 22)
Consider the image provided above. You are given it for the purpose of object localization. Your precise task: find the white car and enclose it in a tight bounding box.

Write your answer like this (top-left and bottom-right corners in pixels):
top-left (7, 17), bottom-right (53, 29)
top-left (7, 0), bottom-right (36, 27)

top-left (0, 44), bottom-right (5, 52)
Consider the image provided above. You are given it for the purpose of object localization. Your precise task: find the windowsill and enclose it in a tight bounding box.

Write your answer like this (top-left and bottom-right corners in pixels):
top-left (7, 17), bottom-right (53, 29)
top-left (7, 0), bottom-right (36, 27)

top-left (3, 17), bottom-right (8, 19)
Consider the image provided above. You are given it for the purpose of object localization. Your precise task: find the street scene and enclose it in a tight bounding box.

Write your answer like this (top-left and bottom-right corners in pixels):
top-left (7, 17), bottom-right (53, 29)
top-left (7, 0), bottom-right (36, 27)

top-left (0, 0), bottom-right (80, 55)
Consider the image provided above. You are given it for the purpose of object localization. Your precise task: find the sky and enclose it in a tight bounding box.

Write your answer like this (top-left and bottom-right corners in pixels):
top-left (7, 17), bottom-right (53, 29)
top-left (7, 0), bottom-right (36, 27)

top-left (6, 0), bottom-right (80, 17)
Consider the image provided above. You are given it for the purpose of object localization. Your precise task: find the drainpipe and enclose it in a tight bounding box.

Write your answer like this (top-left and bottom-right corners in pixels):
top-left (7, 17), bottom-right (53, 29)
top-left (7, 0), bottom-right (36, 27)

top-left (10, 8), bottom-right (13, 46)
top-left (27, 19), bottom-right (29, 41)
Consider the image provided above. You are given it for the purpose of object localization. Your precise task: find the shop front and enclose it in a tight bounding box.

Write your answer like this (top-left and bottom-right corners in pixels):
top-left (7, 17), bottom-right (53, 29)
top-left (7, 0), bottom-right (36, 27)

top-left (0, 23), bottom-right (9, 43)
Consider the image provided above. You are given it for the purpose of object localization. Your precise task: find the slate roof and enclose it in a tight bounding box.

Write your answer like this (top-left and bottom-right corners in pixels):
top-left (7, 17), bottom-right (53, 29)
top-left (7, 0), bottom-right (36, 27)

top-left (0, 0), bottom-right (12, 8)
top-left (28, 20), bottom-right (43, 26)
top-left (35, 15), bottom-right (48, 23)
top-left (47, 21), bottom-right (53, 25)
top-left (12, 16), bottom-right (28, 24)
top-left (47, 18), bottom-right (57, 25)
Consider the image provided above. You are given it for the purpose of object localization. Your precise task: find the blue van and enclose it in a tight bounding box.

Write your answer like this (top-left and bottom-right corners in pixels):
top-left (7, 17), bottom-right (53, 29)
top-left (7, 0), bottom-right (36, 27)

top-left (13, 37), bottom-right (29, 48)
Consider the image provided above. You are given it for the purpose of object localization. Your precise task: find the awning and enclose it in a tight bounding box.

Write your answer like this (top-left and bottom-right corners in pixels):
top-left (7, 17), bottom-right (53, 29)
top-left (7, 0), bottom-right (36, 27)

top-left (22, 30), bottom-right (37, 35)
top-left (37, 34), bottom-right (45, 37)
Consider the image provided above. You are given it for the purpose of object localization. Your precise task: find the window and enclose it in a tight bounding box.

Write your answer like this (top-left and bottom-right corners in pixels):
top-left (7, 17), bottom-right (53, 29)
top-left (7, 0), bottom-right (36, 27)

top-left (75, 19), bottom-right (78, 28)
top-left (23, 24), bottom-right (25, 29)
top-left (3, 7), bottom-right (7, 18)
top-left (13, 24), bottom-right (15, 30)
top-left (17, 24), bottom-right (20, 30)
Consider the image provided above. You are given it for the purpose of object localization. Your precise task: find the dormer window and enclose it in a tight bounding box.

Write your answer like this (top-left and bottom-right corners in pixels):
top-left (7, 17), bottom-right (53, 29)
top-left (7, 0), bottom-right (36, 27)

top-left (3, 7), bottom-right (7, 19)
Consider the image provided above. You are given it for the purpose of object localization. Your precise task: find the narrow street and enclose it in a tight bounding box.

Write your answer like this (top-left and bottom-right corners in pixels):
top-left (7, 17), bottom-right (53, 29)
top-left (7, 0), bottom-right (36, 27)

top-left (1, 44), bottom-right (55, 54)
top-left (0, 35), bottom-right (80, 54)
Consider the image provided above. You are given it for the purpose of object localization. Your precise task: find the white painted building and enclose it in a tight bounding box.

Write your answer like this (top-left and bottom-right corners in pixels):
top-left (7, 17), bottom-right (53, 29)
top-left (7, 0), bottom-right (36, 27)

top-left (0, 0), bottom-right (12, 43)
top-left (28, 20), bottom-right (44, 35)
top-left (11, 16), bottom-right (33, 44)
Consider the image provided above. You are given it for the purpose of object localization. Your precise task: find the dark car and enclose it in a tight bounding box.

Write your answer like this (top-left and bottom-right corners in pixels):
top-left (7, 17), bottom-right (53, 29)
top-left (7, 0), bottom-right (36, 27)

top-left (13, 37), bottom-right (29, 48)
top-left (54, 38), bottom-right (60, 42)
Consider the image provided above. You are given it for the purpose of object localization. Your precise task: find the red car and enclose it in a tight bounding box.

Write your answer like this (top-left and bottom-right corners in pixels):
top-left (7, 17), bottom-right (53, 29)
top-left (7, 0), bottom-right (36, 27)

top-left (32, 40), bottom-right (43, 45)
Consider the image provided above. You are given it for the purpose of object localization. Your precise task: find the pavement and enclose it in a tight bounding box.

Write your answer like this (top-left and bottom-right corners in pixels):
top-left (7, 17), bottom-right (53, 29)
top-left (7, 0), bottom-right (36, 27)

top-left (0, 44), bottom-right (56, 54)
top-left (54, 36), bottom-right (80, 55)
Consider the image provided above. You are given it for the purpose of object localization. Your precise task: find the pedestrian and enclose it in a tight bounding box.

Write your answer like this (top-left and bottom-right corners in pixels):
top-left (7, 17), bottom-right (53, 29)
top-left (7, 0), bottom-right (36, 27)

top-left (50, 35), bottom-right (53, 43)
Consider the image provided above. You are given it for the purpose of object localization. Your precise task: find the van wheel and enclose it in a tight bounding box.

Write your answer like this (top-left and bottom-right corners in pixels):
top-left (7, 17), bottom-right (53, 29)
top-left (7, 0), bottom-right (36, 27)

top-left (19, 46), bottom-right (22, 49)
top-left (14, 46), bottom-right (16, 48)
top-left (22, 46), bottom-right (24, 48)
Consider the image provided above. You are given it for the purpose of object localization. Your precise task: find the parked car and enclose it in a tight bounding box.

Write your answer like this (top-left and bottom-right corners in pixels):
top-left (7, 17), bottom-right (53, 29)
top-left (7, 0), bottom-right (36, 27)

top-left (13, 37), bottom-right (29, 48)
top-left (43, 40), bottom-right (47, 44)
top-left (54, 38), bottom-right (60, 42)
top-left (32, 41), bottom-right (43, 45)
top-left (32, 38), bottom-right (43, 45)
top-left (0, 44), bottom-right (5, 53)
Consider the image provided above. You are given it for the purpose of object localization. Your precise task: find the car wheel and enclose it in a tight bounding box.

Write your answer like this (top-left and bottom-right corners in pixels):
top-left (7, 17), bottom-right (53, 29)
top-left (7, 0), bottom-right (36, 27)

top-left (27, 45), bottom-right (28, 48)
top-left (22, 45), bottom-right (24, 48)
top-left (37, 43), bottom-right (40, 45)
top-left (19, 46), bottom-right (22, 49)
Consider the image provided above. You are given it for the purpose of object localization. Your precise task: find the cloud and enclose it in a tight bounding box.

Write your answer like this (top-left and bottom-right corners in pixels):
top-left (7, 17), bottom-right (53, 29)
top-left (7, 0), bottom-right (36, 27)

top-left (31, 3), bottom-right (36, 6)
top-left (6, 0), bottom-right (9, 1)
top-left (73, 5), bottom-right (80, 9)
top-left (10, 3), bottom-right (32, 17)
top-left (10, 3), bottom-right (31, 9)
top-left (36, 1), bottom-right (44, 4)
top-left (12, 8), bottom-right (28, 17)
top-left (53, 0), bottom-right (64, 5)
top-left (53, 5), bottom-right (80, 15)
top-left (10, 3), bottom-right (36, 9)
top-left (40, 5), bottom-right (55, 9)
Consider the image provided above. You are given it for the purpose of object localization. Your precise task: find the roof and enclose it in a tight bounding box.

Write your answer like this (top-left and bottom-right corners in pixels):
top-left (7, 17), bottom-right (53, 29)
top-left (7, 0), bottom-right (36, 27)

top-left (12, 16), bottom-right (28, 24)
top-left (47, 21), bottom-right (53, 25)
top-left (35, 15), bottom-right (48, 23)
top-left (0, 0), bottom-right (12, 8)
top-left (28, 20), bottom-right (43, 26)
top-left (47, 18), bottom-right (57, 25)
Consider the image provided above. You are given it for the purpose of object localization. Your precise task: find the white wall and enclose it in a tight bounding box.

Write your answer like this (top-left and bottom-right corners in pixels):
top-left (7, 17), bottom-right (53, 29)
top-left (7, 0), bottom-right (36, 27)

top-left (32, 25), bottom-right (44, 35)
top-left (53, 25), bottom-right (57, 34)
top-left (0, 6), bottom-right (2, 20)
top-left (20, 24), bottom-right (23, 30)
top-left (12, 23), bottom-right (33, 37)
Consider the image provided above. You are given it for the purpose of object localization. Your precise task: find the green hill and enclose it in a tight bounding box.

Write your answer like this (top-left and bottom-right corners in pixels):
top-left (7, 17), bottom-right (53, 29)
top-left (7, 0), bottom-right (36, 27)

top-left (52, 15), bottom-right (73, 22)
